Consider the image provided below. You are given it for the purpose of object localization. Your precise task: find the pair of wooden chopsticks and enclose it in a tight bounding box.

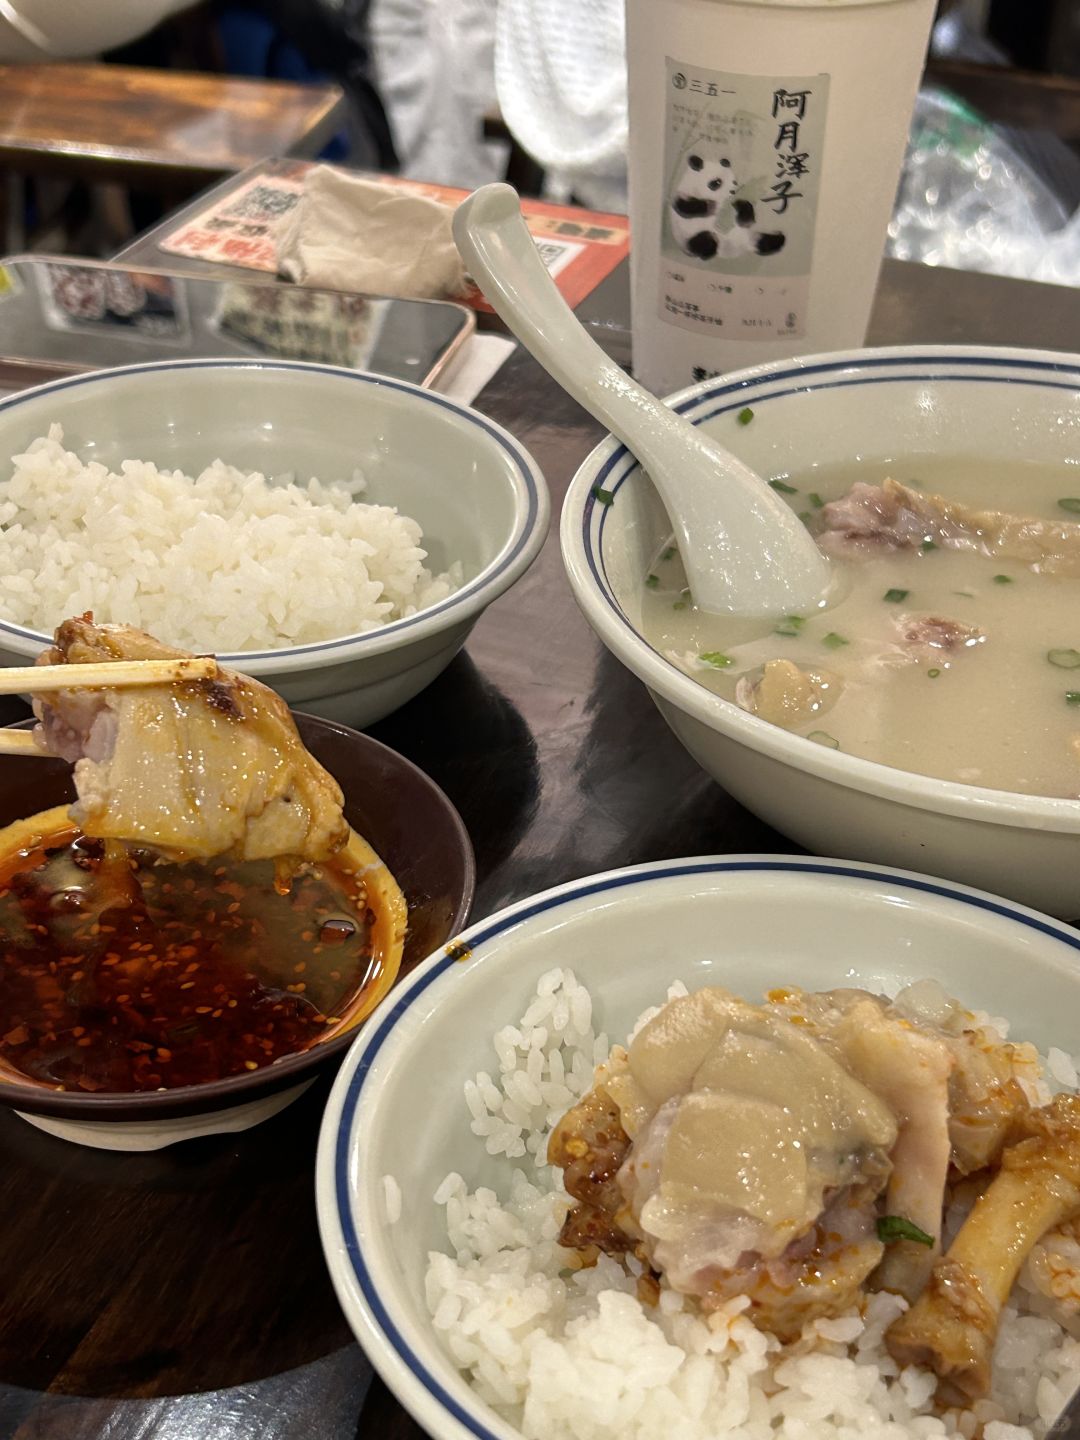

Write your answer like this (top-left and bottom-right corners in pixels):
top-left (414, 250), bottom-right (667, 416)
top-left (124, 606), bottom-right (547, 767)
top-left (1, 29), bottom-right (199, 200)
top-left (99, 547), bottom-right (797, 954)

top-left (0, 656), bottom-right (219, 758)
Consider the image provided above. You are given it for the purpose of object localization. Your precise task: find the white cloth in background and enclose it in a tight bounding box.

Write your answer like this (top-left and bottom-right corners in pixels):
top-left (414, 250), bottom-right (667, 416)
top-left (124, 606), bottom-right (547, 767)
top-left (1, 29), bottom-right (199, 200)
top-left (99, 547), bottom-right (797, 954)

top-left (494, 0), bottom-right (628, 213)
top-left (369, 0), bottom-right (506, 190)
top-left (276, 166), bottom-right (468, 300)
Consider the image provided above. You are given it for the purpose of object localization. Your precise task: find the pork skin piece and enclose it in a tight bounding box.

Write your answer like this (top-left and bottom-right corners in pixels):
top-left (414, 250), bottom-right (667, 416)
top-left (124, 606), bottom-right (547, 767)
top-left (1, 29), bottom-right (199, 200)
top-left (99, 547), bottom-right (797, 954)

top-left (818, 477), bottom-right (1080, 577)
top-left (32, 616), bottom-right (348, 866)
top-left (834, 999), bottom-right (954, 1302)
top-left (549, 1073), bottom-right (889, 1338)
top-left (734, 658), bottom-right (839, 727)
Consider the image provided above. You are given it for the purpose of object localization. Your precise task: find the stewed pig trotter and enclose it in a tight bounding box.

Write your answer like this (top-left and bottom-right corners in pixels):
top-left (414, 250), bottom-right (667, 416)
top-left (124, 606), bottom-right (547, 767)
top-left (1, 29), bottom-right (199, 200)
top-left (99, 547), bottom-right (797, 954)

top-left (886, 1092), bottom-right (1080, 1404)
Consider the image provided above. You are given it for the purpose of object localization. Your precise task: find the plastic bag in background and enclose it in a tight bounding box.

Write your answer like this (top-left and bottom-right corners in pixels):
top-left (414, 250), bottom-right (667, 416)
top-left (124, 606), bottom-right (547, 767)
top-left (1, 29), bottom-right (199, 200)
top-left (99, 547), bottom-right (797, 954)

top-left (887, 88), bottom-right (1080, 287)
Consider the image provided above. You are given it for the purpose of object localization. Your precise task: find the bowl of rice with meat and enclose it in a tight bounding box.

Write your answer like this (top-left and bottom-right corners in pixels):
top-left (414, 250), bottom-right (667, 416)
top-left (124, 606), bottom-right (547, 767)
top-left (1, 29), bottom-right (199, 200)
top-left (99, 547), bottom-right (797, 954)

top-left (316, 856), bottom-right (1080, 1440)
top-left (0, 359), bottom-right (548, 724)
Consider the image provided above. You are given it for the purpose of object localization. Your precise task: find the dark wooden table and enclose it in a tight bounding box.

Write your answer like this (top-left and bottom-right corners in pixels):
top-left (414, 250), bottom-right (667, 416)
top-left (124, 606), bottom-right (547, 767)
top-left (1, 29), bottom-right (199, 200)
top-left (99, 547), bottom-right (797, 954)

top-left (0, 64), bottom-right (345, 191)
top-left (2, 224), bottom-right (1080, 1440)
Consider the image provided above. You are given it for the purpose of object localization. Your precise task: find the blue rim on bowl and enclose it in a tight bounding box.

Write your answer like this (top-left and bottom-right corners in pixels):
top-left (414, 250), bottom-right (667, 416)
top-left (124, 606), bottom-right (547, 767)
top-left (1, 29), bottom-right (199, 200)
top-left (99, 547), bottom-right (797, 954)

top-left (560, 345), bottom-right (1080, 832)
top-left (0, 358), bottom-right (550, 673)
top-left (314, 854), bottom-right (1080, 1440)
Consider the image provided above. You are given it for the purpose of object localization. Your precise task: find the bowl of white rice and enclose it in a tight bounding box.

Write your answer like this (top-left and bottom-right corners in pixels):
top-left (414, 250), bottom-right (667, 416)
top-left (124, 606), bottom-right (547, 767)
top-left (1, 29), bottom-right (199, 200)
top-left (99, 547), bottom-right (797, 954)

top-left (316, 856), bottom-right (1080, 1440)
top-left (0, 359), bottom-right (548, 724)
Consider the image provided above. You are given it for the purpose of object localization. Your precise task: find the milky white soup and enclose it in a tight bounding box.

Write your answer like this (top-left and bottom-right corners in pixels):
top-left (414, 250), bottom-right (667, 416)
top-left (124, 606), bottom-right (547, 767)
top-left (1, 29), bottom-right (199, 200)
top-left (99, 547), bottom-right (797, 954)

top-left (641, 457), bottom-right (1080, 798)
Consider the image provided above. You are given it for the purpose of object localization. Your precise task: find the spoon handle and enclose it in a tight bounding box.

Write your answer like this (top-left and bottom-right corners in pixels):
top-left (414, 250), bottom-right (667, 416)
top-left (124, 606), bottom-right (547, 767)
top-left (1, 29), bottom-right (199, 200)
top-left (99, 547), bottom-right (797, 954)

top-left (454, 186), bottom-right (730, 491)
top-left (453, 184), bottom-right (830, 617)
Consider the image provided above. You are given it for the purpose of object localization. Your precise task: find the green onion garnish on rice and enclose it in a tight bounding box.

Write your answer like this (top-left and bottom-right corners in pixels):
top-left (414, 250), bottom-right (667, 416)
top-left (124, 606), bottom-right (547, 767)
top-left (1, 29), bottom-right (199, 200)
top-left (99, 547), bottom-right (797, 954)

top-left (876, 1215), bottom-right (934, 1247)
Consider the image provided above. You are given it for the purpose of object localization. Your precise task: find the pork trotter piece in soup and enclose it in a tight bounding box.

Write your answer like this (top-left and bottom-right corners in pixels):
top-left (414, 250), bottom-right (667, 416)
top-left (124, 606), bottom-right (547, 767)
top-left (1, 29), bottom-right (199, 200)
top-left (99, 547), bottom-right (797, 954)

top-left (640, 457), bottom-right (1080, 797)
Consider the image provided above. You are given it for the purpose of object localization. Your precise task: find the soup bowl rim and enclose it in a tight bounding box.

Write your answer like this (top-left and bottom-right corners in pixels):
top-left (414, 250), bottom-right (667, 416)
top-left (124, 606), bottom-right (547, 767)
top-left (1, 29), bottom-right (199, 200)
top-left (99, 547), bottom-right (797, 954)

top-left (561, 342), bottom-right (1080, 831)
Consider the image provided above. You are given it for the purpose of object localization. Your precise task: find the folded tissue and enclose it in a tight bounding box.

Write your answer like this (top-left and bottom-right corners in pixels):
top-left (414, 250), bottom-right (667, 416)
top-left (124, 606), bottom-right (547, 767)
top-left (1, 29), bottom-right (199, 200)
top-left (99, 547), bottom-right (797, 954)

top-left (276, 165), bottom-right (468, 301)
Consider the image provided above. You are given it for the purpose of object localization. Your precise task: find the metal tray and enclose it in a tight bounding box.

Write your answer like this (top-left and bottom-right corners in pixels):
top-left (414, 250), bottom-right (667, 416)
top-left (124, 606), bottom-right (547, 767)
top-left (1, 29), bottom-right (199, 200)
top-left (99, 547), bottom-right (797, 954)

top-left (0, 256), bottom-right (475, 392)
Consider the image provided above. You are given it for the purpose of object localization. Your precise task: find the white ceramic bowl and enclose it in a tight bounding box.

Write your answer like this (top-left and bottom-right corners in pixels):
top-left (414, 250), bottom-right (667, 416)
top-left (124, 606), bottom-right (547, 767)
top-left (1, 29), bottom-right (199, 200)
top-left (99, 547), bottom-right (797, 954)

top-left (561, 346), bottom-right (1080, 916)
top-left (316, 855), bottom-right (1080, 1440)
top-left (0, 359), bottom-right (548, 724)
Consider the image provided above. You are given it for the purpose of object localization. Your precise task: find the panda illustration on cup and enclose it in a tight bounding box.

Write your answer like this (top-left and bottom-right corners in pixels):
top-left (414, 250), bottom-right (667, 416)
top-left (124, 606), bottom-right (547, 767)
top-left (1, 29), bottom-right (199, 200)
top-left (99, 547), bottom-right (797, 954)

top-left (669, 152), bottom-right (786, 262)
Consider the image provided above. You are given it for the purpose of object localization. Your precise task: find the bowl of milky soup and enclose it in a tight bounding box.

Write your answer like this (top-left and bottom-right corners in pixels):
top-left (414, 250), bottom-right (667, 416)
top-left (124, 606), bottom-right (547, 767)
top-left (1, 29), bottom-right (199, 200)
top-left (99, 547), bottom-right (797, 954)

top-left (562, 347), bottom-right (1080, 915)
top-left (0, 359), bottom-right (548, 724)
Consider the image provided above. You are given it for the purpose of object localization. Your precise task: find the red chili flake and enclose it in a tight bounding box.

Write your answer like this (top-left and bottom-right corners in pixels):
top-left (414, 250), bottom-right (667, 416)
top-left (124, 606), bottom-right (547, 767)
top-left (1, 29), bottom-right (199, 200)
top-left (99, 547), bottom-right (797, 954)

top-left (3, 1026), bottom-right (28, 1046)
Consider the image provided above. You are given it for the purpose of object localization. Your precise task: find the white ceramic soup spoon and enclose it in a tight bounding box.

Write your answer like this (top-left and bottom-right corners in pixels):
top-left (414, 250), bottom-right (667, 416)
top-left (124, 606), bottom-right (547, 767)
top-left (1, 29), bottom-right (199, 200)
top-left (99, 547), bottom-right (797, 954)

top-left (453, 183), bottom-right (831, 618)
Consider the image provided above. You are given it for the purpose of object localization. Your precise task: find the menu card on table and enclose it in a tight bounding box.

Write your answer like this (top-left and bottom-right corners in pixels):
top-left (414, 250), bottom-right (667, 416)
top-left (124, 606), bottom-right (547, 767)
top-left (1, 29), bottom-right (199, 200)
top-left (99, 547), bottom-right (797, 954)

top-left (159, 159), bottom-right (630, 312)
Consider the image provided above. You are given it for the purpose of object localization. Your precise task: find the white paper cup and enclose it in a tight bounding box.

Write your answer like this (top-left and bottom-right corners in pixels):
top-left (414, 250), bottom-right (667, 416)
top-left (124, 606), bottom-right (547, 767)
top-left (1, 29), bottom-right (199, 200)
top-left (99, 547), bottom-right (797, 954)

top-left (626, 0), bottom-right (936, 395)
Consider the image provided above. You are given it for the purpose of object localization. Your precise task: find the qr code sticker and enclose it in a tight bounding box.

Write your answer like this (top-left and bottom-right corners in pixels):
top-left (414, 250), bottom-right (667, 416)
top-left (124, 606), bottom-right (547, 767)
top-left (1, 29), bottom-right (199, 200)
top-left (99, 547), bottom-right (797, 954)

top-left (532, 238), bottom-right (585, 277)
top-left (224, 184), bottom-right (301, 222)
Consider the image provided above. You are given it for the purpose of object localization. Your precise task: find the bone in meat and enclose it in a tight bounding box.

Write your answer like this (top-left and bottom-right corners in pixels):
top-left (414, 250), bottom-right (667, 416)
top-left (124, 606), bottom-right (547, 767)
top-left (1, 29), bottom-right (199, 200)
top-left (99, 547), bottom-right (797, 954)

top-left (885, 1092), bottom-right (1080, 1404)
top-left (819, 478), bottom-right (1080, 577)
top-left (32, 616), bottom-right (348, 867)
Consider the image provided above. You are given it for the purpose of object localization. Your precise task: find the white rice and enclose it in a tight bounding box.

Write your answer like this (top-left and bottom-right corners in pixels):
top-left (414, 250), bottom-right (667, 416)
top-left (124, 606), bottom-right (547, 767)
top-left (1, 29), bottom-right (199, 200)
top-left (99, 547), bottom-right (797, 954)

top-left (0, 427), bottom-right (462, 652)
top-left (421, 971), bottom-right (1080, 1440)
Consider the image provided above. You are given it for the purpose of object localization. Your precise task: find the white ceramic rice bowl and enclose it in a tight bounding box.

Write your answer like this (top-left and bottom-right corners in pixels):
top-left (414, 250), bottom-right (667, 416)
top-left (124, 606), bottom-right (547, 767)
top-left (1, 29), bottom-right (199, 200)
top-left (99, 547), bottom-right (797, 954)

top-left (316, 854), bottom-right (1080, 1440)
top-left (0, 359), bottom-right (548, 724)
top-left (561, 346), bottom-right (1080, 916)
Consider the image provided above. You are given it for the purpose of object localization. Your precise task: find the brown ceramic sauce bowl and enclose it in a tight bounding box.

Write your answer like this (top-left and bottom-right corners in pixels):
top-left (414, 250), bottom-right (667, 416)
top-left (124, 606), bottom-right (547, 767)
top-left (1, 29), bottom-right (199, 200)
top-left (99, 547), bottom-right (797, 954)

top-left (0, 713), bottom-right (475, 1125)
